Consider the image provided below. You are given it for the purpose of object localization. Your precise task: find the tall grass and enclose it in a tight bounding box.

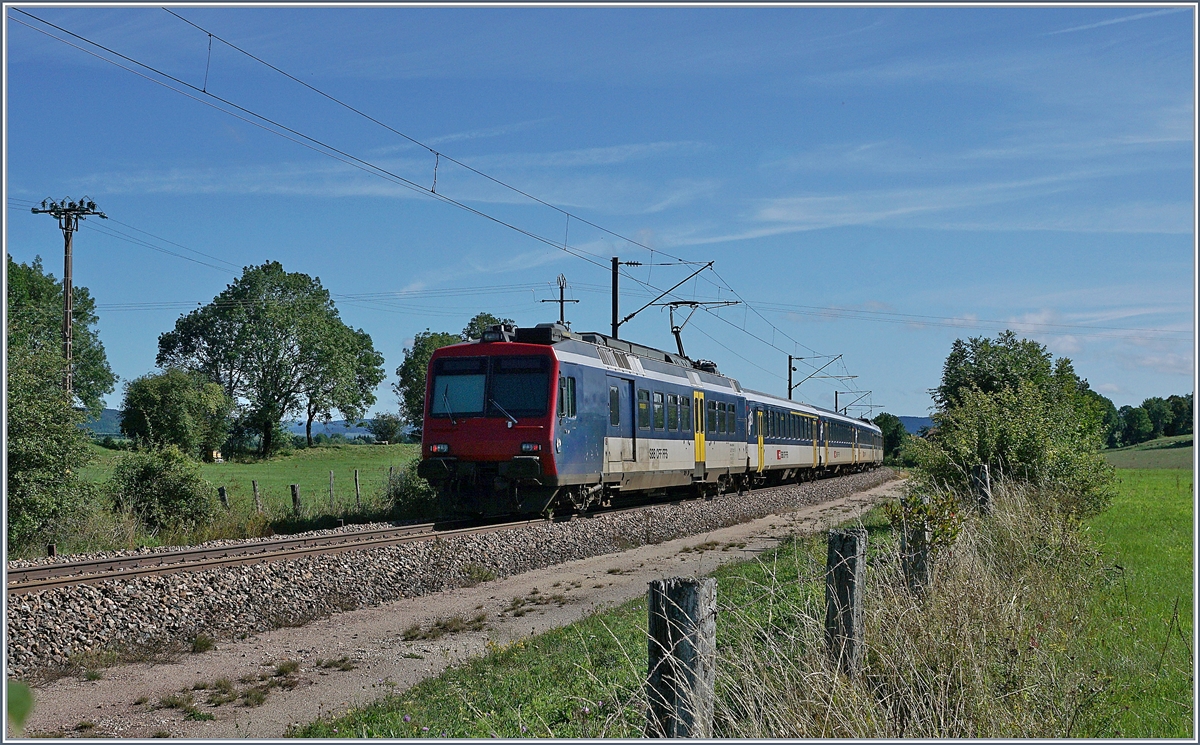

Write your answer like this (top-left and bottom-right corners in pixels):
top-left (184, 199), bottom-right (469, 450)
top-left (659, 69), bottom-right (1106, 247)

top-left (298, 479), bottom-right (1153, 739)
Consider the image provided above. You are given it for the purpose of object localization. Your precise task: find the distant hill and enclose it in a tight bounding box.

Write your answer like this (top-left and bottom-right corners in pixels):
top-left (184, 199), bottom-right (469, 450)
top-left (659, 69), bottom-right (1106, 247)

top-left (898, 416), bottom-right (933, 435)
top-left (80, 408), bottom-right (123, 436)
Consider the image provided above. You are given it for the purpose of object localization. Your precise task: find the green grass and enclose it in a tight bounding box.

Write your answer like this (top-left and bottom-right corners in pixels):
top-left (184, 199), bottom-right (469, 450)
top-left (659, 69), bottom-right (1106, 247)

top-left (1074, 468), bottom-right (1194, 737)
top-left (1104, 434), bottom-right (1193, 469)
top-left (292, 473), bottom-right (1195, 739)
top-left (290, 509), bottom-right (898, 739)
top-left (81, 442), bottom-right (419, 515)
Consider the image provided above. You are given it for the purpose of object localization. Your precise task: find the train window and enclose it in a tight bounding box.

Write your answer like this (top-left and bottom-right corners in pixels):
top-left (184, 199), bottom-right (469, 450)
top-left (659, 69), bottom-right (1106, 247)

top-left (638, 389), bottom-right (651, 429)
top-left (489, 356), bottom-right (550, 417)
top-left (557, 376), bottom-right (576, 418)
top-left (653, 392), bottom-right (665, 430)
top-left (715, 402), bottom-right (725, 434)
top-left (682, 396), bottom-right (692, 432)
top-left (430, 357), bottom-right (487, 417)
top-left (609, 386), bottom-right (620, 426)
top-left (707, 400), bottom-right (717, 435)
top-left (667, 394), bottom-right (679, 430)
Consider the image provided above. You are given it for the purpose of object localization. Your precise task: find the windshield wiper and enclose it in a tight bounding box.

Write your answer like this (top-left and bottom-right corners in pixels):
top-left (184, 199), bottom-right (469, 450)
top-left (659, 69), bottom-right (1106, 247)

top-left (441, 386), bottom-right (457, 425)
top-left (489, 398), bottom-right (519, 427)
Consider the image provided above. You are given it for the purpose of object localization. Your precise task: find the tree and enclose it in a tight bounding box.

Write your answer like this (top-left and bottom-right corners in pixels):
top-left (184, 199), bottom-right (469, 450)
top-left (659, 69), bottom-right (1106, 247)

top-left (300, 327), bottom-right (385, 446)
top-left (913, 331), bottom-right (1114, 517)
top-left (365, 412), bottom-right (405, 443)
top-left (6, 323), bottom-right (95, 548)
top-left (462, 312), bottom-right (515, 341)
top-left (1140, 396), bottom-right (1172, 439)
top-left (7, 253), bottom-right (116, 415)
top-left (393, 330), bottom-right (462, 428)
top-left (1119, 406), bottom-right (1154, 445)
top-left (157, 261), bottom-right (381, 456)
top-left (1165, 394), bottom-right (1193, 436)
top-left (872, 412), bottom-right (908, 460)
top-left (120, 368), bottom-right (233, 460)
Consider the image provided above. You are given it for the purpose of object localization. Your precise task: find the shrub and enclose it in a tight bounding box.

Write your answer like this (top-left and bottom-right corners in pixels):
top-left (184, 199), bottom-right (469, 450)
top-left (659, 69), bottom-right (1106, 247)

top-left (119, 368), bottom-right (232, 460)
top-left (385, 458), bottom-right (437, 520)
top-left (6, 338), bottom-right (95, 549)
top-left (108, 446), bottom-right (216, 531)
top-left (365, 413), bottom-right (404, 444)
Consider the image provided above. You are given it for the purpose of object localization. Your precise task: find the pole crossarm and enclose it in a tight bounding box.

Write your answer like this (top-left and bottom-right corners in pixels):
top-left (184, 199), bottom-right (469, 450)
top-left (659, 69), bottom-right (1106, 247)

top-left (617, 261), bottom-right (713, 330)
top-left (31, 197), bottom-right (106, 398)
top-left (790, 354), bottom-right (843, 395)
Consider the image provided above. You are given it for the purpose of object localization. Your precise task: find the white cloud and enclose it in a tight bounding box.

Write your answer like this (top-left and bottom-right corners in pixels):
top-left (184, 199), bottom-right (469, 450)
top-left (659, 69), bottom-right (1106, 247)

top-left (1095, 382), bottom-right (1124, 395)
top-left (1045, 8), bottom-right (1191, 36)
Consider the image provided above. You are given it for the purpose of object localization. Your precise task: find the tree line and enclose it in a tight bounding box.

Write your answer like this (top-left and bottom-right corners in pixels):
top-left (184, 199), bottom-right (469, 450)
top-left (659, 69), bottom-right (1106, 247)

top-left (5, 254), bottom-right (512, 549)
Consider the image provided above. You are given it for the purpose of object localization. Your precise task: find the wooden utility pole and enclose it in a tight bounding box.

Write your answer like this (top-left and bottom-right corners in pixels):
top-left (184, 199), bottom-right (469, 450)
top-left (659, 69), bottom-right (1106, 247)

top-left (30, 198), bottom-right (106, 397)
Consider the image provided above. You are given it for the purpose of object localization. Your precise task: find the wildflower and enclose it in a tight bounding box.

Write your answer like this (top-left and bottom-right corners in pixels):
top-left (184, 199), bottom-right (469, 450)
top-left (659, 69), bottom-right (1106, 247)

top-left (404, 715), bottom-right (412, 723)
top-left (582, 706), bottom-right (590, 715)
top-left (422, 726), bottom-right (429, 732)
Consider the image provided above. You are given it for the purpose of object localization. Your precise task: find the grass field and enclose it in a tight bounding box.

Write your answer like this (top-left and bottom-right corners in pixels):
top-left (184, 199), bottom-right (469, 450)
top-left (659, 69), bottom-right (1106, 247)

top-left (1075, 468), bottom-right (1194, 737)
top-left (1104, 434), bottom-right (1193, 469)
top-left (293, 471), bottom-right (1195, 738)
top-left (79, 442), bottom-right (420, 517)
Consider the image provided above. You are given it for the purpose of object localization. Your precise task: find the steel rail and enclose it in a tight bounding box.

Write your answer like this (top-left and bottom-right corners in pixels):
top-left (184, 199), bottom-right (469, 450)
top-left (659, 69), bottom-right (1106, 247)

top-left (5, 517), bottom-right (552, 596)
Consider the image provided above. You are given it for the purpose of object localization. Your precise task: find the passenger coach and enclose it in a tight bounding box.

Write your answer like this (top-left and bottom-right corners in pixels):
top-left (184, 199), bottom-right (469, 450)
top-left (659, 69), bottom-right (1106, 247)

top-left (418, 323), bottom-right (882, 516)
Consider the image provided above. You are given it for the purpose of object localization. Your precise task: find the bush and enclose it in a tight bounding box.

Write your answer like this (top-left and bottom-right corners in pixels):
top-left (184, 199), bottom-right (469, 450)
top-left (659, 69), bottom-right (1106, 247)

top-left (384, 459), bottom-right (437, 520)
top-left (6, 339), bottom-right (95, 549)
top-left (120, 368), bottom-right (232, 460)
top-left (108, 446), bottom-right (217, 531)
top-left (365, 413), bottom-right (404, 444)
top-left (911, 381), bottom-right (1114, 519)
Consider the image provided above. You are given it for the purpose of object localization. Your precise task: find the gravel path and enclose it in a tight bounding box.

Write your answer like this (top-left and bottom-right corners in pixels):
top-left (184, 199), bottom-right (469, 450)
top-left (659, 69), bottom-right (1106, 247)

top-left (7, 469), bottom-right (895, 685)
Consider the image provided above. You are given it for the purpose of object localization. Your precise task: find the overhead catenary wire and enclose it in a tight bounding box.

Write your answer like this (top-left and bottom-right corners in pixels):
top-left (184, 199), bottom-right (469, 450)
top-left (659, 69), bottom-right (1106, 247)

top-left (10, 8), bottom-right (875, 391)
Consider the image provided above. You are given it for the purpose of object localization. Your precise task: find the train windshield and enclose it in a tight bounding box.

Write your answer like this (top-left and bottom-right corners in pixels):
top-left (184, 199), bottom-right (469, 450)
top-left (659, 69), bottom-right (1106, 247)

top-left (430, 357), bottom-right (487, 417)
top-left (488, 356), bottom-right (550, 418)
top-left (429, 355), bottom-right (551, 420)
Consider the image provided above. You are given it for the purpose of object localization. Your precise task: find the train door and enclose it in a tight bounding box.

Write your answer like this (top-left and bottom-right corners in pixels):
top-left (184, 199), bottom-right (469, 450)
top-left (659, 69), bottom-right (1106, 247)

top-left (756, 408), bottom-right (764, 473)
top-left (693, 390), bottom-right (705, 479)
top-left (816, 418), bottom-right (824, 467)
top-left (606, 376), bottom-right (635, 465)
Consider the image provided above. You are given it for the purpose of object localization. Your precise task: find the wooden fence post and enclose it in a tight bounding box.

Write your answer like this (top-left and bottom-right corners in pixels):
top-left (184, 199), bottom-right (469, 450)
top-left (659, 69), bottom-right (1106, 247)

top-left (252, 480), bottom-right (262, 514)
top-left (218, 486), bottom-right (229, 509)
top-left (329, 470), bottom-right (335, 509)
top-left (901, 498), bottom-right (932, 595)
top-left (354, 469), bottom-right (361, 510)
top-left (971, 464), bottom-right (992, 515)
top-left (389, 465), bottom-right (395, 482)
top-left (46, 543), bottom-right (56, 558)
top-left (826, 528), bottom-right (867, 677)
top-left (291, 484), bottom-right (301, 516)
top-left (646, 577), bottom-right (717, 738)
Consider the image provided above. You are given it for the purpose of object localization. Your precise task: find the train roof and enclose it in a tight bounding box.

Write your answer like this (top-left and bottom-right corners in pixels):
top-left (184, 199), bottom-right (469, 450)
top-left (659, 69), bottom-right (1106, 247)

top-left (465, 322), bottom-right (876, 428)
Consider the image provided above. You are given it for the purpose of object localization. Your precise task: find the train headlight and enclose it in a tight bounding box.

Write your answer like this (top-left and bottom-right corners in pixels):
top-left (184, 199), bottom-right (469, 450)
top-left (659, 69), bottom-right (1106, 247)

top-left (430, 443), bottom-right (450, 454)
top-left (521, 442), bottom-right (541, 453)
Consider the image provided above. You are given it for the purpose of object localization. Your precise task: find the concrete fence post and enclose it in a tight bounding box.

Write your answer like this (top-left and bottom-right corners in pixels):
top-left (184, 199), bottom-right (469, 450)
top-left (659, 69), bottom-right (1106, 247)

top-left (971, 464), bottom-right (993, 515)
top-left (252, 480), bottom-right (263, 514)
top-left (646, 576), bottom-right (717, 738)
top-left (291, 484), bottom-right (301, 516)
top-left (826, 528), bottom-right (867, 677)
top-left (218, 486), bottom-right (229, 509)
top-left (354, 469), bottom-right (361, 510)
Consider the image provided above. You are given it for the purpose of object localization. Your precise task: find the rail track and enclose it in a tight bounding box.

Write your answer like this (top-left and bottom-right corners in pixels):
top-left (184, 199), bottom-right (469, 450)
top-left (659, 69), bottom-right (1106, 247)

top-left (6, 470), bottom-right (885, 596)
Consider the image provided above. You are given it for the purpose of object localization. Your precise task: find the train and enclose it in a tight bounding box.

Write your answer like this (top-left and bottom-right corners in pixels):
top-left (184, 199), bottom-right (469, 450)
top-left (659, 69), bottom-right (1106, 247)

top-left (417, 322), bottom-right (882, 516)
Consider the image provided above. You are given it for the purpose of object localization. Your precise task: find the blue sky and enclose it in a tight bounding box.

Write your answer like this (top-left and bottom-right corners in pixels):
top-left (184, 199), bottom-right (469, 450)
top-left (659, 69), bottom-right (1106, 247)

top-left (4, 5), bottom-right (1195, 418)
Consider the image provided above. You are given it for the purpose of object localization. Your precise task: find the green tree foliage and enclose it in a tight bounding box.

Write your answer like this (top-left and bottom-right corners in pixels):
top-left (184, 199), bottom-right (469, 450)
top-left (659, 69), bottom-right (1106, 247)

top-left (1080, 388), bottom-right (1120, 448)
top-left (461, 312), bottom-right (515, 341)
top-left (1165, 393), bottom-right (1193, 436)
top-left (6, 254), bottom-right (116, 415)
top-left (872, 412), bottom-right (908, 460)
top-left (393, 329), bottom-right (462, 428)
top-left (365, 412), bottom-right (405, 443)
top-left (1139, 396), bottom-right (1172, 439)
top-left (1118, 406), bottom-right (1154, 446)
top-left (119, 368), bottom-right (233, 460)
top-left (108, 445), bottom-right (216, 532)
top-left (913, 331), bottom-right (1114, 518)
top-left (300, 327), bottom-right (386, 446)
top-left (157, 261), bottom-right (382, 456)
top-left (931, 330), bottom-right (1054, 410)
top-left (5, 326), bottom-right (95, 548)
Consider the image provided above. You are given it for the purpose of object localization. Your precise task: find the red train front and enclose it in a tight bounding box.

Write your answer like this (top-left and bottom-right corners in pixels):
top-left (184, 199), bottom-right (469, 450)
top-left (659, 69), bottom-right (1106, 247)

top-left (416, 325), bottom-right (561, 515)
